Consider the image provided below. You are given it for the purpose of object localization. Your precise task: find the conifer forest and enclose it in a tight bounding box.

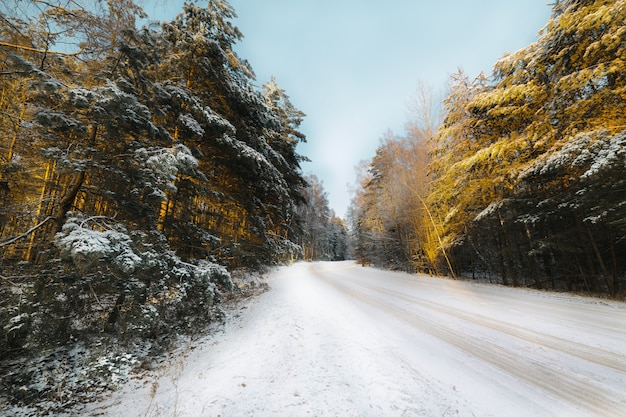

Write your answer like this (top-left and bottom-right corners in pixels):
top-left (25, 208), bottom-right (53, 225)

top-left (0, 0), bottom-right (625, 413)
top-left (0, 1), bottom-right (342, 409)
top-left (350, 0), bottom-right (626, 298)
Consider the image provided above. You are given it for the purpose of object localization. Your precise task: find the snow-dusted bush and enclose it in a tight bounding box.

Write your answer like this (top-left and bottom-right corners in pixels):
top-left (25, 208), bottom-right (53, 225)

top-left (267, 232), bottom-right (302, 264)
top-left (135, 144), bottom-right (201, 198)
top-left (195, 260), bottom-right (233, 292)
top-left (0, 342), bottom-right (147, 417)
top-left (55, 214), bottom-right (143, 273)
top-left (0, 213), bottom-right (235, 353)
top-left (1, 213), bottom-right (235, 413)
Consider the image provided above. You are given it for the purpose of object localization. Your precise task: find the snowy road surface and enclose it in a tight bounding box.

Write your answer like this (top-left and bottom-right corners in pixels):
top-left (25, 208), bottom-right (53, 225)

top-left (91, 261), bottom-right (626, 416)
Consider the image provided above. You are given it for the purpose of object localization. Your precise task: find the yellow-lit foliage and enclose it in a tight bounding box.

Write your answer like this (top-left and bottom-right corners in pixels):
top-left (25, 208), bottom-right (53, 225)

top-left (426, 0), bottom-right (626, 285)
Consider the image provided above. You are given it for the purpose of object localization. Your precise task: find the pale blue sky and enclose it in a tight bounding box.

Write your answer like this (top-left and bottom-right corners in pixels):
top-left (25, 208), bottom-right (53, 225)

top-left (147, 1), bottom-right (553, 218)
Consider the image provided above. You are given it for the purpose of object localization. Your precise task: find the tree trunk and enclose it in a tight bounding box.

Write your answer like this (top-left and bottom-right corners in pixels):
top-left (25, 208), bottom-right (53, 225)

top-left (52, 125), bottom-right (98, 233)
top-left (584, 223), bottom-right (614, 297)
top-left (609, 236), bottom-right (619, 294)
top-left (26, 161), bottom-right (55, 261)
top-left (107, 292), bottom-right (126, 328)
top-left (53, 170), bottom-right (86, 232)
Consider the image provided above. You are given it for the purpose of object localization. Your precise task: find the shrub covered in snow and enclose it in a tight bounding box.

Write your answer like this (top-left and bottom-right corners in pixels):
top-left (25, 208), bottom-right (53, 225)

top-left (0, 213), bottom-right (234, 414)
top-left (55, 214), bottom-right (143, 273)
top-left (0, 342), bottom-right (147, 417)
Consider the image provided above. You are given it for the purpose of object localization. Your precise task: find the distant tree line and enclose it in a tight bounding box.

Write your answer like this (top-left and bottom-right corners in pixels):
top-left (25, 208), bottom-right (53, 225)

top-left (297, 174), bottom-right (349, 262)
top-left (0, 0), bottom-right (313, 371)
top-left (350, 0), bottom-right (626, 297)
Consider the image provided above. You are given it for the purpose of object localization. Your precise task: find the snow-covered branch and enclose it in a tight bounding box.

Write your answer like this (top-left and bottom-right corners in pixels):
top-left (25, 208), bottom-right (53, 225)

top-left (0, 216), bottom-right (54, 248)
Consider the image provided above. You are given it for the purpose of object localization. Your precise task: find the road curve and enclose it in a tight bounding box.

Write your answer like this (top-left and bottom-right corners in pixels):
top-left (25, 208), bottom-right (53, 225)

top-left (91, 261), bottom-right (626, 417)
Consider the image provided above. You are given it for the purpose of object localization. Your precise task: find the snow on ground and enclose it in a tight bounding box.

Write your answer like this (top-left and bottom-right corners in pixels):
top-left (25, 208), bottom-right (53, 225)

top-left (87, 261), bottom-right (626, 417)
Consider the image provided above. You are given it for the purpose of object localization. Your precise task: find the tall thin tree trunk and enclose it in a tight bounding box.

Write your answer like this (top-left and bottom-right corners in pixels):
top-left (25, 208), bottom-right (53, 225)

top-left (585, 223), bottom-right (614, 297)
top-left (26, 161), bottom-right (54, 261)
top-left (157, 198), bottom-right (172, 231)
top-left (609, 237), bottom-right (619, 294)
top-left (497, 210), bottom-right (519, 287)
top-left (2, 88), bottom-right (26, 169)
top-left (574, 216), bottom-right (599, 292)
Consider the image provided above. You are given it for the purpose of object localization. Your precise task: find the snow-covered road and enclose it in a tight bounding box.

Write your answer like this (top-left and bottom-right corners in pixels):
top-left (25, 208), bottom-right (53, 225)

top-left (91, 261), bottom-right (626, 416)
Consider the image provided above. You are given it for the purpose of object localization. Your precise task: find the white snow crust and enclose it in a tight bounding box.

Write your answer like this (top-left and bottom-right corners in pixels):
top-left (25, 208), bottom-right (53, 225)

top-left (87, 261), bottom-right (626, 416)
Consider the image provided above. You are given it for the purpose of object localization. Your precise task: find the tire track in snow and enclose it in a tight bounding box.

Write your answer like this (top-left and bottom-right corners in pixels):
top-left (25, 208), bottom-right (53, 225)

top-left (349, 277), bottom-right (626, 375)
top-left (311, 263), bottom-right (626, 416)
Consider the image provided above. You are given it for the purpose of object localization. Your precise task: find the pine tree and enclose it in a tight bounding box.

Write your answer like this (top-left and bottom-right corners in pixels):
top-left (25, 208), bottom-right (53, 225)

top-left (157, 2), bottom-right (306, 267)
top-left (429, 0), bottom-right (626, 293)
top-left (0, 0), bottom-right (308, 377)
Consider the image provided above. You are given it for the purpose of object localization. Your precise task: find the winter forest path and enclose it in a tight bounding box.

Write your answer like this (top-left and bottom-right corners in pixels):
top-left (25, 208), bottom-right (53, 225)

top-left (90, 261), bottom-right (626, 417)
